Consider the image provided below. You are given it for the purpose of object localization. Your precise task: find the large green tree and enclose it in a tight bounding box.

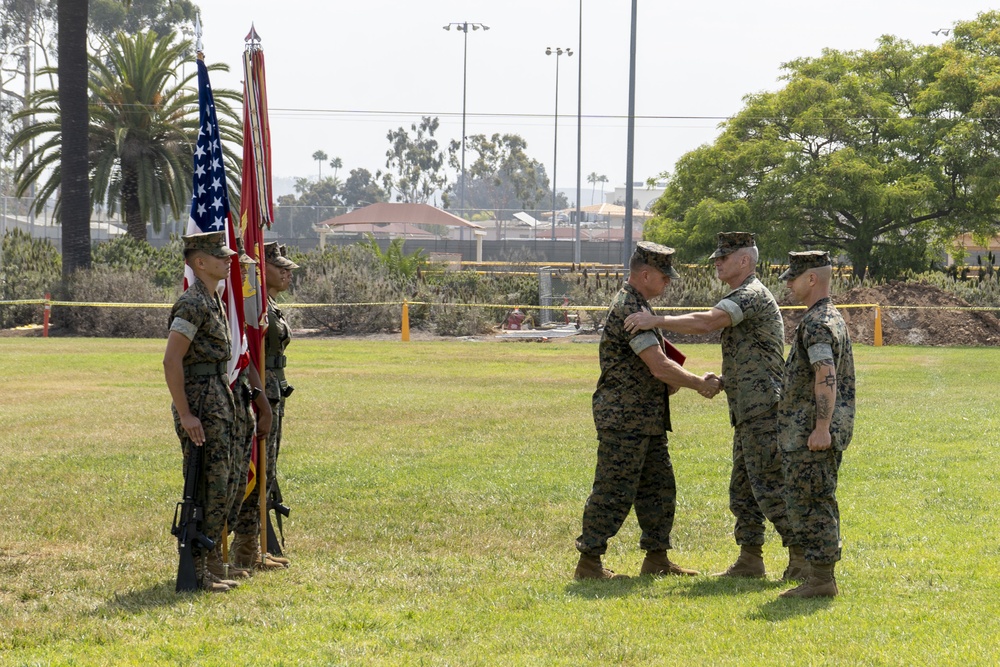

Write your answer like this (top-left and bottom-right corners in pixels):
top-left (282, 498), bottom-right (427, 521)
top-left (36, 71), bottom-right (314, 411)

top-left (444, 132), bottom-right (552, 238)
top-left (340, 167), bottom-right (387, 209)
top-left (89, 0), bottom-right (197, 41)
top-left (7, 30), bottom-right (241, 241)
top-left (645, 13), bottom-right (1000, 281)
top-left (380, 116), bottom-right (447, 204)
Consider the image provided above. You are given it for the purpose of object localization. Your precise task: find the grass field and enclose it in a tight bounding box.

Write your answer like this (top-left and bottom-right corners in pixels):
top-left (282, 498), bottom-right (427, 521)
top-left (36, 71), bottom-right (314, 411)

top-left (1, 337), bottom-right (999, 666)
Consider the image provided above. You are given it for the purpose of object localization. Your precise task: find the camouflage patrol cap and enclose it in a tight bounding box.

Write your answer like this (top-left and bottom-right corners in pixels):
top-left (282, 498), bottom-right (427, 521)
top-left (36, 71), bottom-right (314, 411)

top-left (632, 241), bottom-right (680, 279)
top-left (779, 250), bottom-right (831, 280)
top-left (264, 242), bottom-right (299, 269)
top-left (182, 231), bottom-right (236, 258)
top-left (709, 231), bottom-right (756, 259)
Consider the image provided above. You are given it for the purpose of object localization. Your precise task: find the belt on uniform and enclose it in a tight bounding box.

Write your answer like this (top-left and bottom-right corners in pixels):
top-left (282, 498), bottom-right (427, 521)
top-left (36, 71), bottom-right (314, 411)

top-left (185, 361), bottom-right (227, 377)
top-left (265, 355), bottom-right (287, 369)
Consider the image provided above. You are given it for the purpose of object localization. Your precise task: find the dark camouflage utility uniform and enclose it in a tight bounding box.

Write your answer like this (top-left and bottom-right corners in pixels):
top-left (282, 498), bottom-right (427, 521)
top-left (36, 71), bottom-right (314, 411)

top-left (779, 297), bottom-right (856, 564)
top-left (714, 274), bottom-right (794, 547)
top-left (235, 297), bottom-right (291, 533)
top-left (576, 283), bottom-right (677, 557)
top-left (169, 278), bottom-right (235, 555)
top-left (228, 364), bottom-right (256, 531)
top-left (263, 297), bottom-right (291, 504)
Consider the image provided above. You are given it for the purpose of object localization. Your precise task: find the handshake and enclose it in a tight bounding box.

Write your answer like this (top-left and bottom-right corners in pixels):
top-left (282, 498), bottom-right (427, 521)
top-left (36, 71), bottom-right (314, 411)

top-left (697, 373), bottom-right (723, 399)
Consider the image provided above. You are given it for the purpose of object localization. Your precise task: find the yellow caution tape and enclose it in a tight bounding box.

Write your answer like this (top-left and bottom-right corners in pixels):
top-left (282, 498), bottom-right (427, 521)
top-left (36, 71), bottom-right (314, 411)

top-left (1, 299), bottom-right (998, 313)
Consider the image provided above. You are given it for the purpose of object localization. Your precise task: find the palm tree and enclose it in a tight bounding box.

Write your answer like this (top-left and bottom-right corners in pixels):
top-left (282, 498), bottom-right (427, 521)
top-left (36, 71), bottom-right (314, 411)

top-left (329, 156), bottom-right (342, 180)
top-left (58, 0), bottom-right (91, 275)
top-left (7, 30), bottom-right (242, 241)
top-left (312, 149), bottom-right (328, 179)
top-left (587, 172), bottom-right (608, 205)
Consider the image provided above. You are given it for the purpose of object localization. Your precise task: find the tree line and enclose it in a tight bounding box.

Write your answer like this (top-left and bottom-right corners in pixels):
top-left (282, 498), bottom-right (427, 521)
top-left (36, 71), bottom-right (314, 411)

top-left (4, 2), bottom-right (1000, 283)
top-left (643, 12), bottom-right (1000, 281)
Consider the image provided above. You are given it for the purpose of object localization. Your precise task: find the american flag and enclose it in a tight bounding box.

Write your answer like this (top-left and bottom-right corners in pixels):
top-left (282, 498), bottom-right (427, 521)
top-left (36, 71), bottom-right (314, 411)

top-left (185, 57), bottom-right (245, 383)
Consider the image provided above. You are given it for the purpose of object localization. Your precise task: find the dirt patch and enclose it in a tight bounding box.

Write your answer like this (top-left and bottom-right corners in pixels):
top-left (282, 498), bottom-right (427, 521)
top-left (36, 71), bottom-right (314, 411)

top-left (782, 281), bottom-right (1000, 347)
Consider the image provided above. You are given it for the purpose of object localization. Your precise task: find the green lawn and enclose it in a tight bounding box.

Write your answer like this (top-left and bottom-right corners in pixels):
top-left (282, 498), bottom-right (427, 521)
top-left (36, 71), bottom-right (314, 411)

top-left (1, 338), bottom-right (998, 666)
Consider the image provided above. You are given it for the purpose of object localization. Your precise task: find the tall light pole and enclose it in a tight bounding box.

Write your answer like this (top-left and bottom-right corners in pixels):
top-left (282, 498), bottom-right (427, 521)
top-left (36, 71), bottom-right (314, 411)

top-left (546, 46), bottom-right (573, 243)
top-left (622, 0), bottom-right (637, 269)
top-left (443, 22), bottom-right (489, 226)
top-left (575, 1), bottom-right (583, 265)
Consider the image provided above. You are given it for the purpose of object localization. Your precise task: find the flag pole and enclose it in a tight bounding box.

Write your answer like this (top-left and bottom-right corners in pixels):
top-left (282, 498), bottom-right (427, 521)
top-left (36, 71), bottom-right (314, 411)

top-left (240, 24), bottom-right (274, 568)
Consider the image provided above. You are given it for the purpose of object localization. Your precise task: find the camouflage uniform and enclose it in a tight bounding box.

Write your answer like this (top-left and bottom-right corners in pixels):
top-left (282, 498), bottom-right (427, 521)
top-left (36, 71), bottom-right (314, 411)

top-left (228, 362), bottom-right (256, 531)
top-left (263, 296), bottom-right (291, 508)
top-left (169, 277), bottom-right (236, 555)
top-left (714, 274), bottom-right (794, 547)
top-left (576, 282), bottom-right (677, 556)
top-left (779, 296), bottom-right (856, 564)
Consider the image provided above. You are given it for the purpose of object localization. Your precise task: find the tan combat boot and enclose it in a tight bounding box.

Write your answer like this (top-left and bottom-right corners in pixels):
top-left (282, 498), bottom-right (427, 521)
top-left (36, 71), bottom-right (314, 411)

top-left (782, 545), bottom-right (809, 582)
top-left (231, 533), bottom-right (286, 571)
top-left (779, 562), bottom-right (838, 598)
top-left (195, 556), bottom-right (230, 593)
top-left (265, 551), bottom-right (290, 567)
top-left (574, 554), bottom-right (628, 580)
top-left (206, 548), bottom-right (241, 588)
top-left (640, 550), bottom-right (699, 576)
top-left (713, 544), bottom-right (766, 578)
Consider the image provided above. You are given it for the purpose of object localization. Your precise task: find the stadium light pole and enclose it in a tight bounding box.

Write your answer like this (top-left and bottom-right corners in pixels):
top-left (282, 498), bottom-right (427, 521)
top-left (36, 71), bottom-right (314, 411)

top-left (622, 0), bottom-right (637, 269)
top-left (547, 46), bottom-right (573, 243)
top-left (443, 22), bottom-right (489, 228)
top-left (574, 0), bottom-right (583, 264)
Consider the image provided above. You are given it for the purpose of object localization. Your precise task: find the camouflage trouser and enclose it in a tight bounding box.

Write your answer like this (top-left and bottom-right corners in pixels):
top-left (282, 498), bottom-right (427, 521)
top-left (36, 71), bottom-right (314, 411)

top-left (730, 410), bottom-right (794, 547)
top-left (576, 430), bottom-right (675, 557)
top-left (782, 448), bottom-right (843, 563)
top-left (233, 397), bottom-right (283, 536)
top-left (174, 380), bottom-right (235, 556)
top-left (226, 381), bottom-right (256, 529)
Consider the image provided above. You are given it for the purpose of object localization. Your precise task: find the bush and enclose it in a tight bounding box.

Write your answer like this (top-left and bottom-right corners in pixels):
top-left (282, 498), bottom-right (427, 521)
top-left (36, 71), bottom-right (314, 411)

top-left (417, 268), bottom-right (539, 334)
top-left (60, 267), bottom-right (177, 338)
top-left (0, 229), bottom-right (61, 328)
top-left (92, 236), bottom-right (184, 289)
top-left (292, 244), bottom-right (412, 334)
top-left (427, 302), bottom-right (495, 336)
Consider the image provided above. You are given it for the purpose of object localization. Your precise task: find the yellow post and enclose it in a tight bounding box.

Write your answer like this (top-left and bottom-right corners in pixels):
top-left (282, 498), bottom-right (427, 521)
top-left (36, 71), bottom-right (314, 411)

top-left (874, 306), bottom-right (883, 347)
top-left (401, 300), bottom-right (410, 342)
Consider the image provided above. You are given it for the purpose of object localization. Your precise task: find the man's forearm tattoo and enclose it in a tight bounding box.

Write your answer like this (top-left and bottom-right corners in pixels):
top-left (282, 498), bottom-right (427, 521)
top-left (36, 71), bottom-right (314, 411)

top-left (815, 359), bottom-right (837, 388)
top-left (816, 394), bottom-right (833, 420)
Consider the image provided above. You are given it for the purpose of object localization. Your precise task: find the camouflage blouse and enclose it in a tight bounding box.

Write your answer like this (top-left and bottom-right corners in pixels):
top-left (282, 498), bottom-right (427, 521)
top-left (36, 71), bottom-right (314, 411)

top-left (264, 297), bottom-right (292, 405)
top-left (779, 297), bottom-right (856, 452)
top-left (168, 278), bottom-right (232, 371)
top-left (592, 283), bottom-right (671, 435)
top-left (715, 275), bottom-right (785, 427)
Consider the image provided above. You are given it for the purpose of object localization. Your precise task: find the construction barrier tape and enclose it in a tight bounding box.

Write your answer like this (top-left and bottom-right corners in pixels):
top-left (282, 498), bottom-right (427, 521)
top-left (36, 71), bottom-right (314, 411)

top-left (1, 300), bottom-right (998, 312)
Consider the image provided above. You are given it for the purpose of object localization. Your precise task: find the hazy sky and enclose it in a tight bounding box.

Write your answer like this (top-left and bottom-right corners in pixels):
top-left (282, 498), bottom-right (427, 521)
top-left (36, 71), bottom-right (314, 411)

top-left (198, 0), bottom-right (988, 200)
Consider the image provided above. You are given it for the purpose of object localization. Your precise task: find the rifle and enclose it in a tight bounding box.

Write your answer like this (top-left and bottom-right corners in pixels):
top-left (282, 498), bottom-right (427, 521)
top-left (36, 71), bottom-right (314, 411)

top-left (265, 479), bottom-right (290, 556)
top-left (171, 445), bottom-right (215, 592)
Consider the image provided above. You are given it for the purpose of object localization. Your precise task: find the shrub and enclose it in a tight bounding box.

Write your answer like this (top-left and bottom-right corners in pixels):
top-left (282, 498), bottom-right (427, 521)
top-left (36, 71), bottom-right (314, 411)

top-left (292, 244), bottom-right (412, 334)
top-left (0, 229), bottom-right (61, 328)
top-left (92, 236), bottom-right (184, 289)
top-left (60, 267), bottom-right (177, 337)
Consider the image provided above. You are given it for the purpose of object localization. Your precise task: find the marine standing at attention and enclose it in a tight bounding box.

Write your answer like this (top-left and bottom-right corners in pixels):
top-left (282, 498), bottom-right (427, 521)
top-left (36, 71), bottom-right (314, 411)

top-left (163, 231), bottom-right (239, 593)
top-left (777, 250), bottom-right (856, 598)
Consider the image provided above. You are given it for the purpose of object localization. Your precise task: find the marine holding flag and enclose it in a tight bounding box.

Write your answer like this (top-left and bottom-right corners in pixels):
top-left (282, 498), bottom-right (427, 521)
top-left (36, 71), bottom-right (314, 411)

top-left (163, 54), bottom-right (244, 593)
top-left (224, 243), bottom-right (273, 578)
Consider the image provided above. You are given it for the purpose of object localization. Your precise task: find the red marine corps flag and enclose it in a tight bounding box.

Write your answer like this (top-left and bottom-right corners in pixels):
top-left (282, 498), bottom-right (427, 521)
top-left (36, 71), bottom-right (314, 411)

top-left (239, 25), bottom-right (274, 554)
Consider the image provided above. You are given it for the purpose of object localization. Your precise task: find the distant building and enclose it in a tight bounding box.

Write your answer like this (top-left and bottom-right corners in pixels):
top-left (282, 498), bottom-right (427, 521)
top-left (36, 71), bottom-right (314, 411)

top-left (602, 182), bottom-right (666, 211)
top-left (947, 233), bottom-right (1000, 266)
